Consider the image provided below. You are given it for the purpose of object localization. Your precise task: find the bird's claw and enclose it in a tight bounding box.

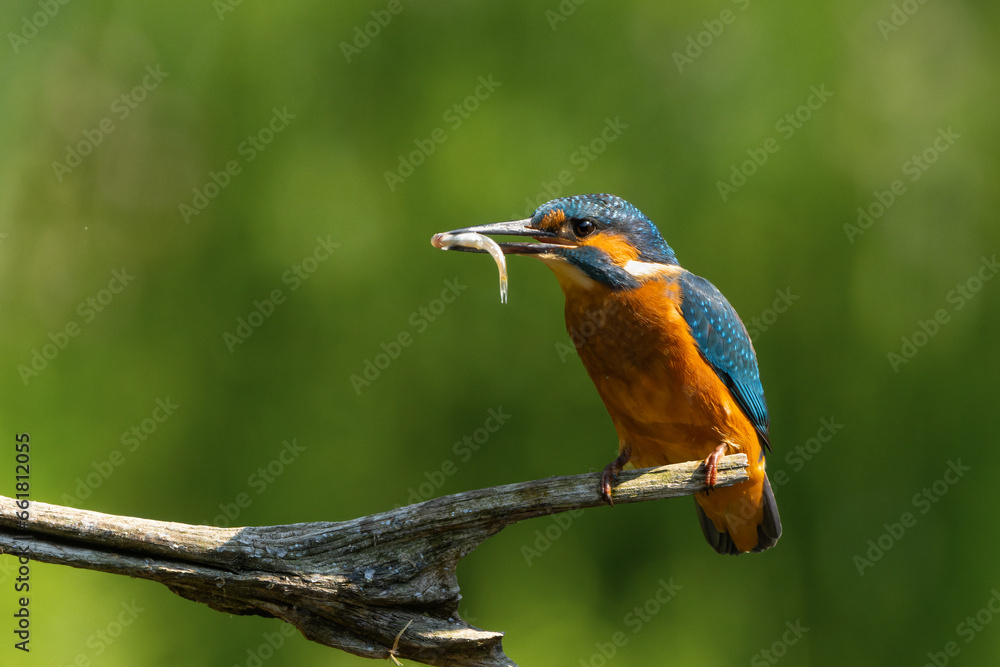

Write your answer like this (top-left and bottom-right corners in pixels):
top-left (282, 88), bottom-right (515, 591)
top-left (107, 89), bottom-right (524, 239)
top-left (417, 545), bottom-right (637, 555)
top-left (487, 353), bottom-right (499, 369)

top-left (599, 464), bottom-right (619, 505)
top-left (702, 443), bottom-right (728, 492)
top-left (598, 446), bottom-right (632, 506)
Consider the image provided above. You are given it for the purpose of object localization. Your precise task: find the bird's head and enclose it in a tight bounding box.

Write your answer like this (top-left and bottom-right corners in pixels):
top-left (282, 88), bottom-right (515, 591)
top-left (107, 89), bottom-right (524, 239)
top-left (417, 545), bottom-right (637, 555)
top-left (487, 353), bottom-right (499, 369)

top-left (440, 194), bottom-right (678, 291)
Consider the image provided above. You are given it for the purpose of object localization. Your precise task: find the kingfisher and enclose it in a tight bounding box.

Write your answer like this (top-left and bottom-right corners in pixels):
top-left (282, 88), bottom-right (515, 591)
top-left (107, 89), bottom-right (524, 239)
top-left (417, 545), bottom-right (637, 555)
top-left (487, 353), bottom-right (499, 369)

top-left (435, 194), bottom-right (781, 554)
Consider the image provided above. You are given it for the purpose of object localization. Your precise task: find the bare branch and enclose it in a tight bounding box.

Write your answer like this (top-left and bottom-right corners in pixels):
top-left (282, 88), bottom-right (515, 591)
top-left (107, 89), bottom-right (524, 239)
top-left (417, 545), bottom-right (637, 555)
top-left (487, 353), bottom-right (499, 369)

top-left (0, 454), bottom-right (748, 667)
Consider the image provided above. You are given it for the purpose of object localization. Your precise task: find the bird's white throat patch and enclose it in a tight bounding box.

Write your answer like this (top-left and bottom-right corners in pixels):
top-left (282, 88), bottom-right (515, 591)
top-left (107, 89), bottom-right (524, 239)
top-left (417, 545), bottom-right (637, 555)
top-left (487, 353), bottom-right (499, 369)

top-left (623, 260), bottom-right (677, 280)
top-left (543, 257), bottom-right (679, 292)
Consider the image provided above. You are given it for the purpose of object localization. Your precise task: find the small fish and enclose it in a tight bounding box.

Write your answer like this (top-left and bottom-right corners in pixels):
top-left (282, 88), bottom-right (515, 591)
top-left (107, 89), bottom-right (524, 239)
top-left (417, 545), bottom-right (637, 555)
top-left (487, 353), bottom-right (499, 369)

top-left (431, 231), bottom-right (508, 303)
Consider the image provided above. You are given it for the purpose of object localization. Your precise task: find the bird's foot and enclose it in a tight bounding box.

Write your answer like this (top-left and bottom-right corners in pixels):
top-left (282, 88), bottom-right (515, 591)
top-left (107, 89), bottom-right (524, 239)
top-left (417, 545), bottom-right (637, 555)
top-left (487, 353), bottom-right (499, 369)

top-left (701, 443), bottom-right (729, 491)
top-left (599, 446), bottom-right (631, 506)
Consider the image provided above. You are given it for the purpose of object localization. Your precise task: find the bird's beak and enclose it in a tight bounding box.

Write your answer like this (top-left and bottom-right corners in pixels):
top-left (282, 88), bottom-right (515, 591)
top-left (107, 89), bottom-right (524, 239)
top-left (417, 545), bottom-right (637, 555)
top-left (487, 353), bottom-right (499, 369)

top-left (431, 219), bottom-right (570, 255)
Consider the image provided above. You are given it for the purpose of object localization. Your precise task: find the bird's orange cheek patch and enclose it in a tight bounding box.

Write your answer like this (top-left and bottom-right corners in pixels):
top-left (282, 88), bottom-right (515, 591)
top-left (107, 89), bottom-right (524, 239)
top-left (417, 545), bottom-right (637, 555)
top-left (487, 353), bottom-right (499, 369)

top-left (584, 234), bottom-right (640, 265)
top-left (538, 208), bottom-right (566, 232)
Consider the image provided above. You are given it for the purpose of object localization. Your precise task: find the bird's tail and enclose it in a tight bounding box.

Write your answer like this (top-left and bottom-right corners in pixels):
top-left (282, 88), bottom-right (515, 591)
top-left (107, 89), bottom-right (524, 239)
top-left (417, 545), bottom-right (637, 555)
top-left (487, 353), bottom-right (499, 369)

top-left (695, 475), bottom-right (782, 555)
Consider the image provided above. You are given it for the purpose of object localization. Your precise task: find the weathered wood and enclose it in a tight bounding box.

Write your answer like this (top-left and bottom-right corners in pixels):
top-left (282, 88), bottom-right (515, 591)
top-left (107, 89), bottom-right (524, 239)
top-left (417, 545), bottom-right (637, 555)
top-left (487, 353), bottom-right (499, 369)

top-left (0, 455), bottom-right (748, 666)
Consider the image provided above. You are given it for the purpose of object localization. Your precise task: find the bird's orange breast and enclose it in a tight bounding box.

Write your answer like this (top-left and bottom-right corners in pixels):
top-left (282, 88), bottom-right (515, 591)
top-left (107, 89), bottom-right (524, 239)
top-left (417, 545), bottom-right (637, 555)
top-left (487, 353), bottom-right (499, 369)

top-left (561, 273), bottom-right (768, 551)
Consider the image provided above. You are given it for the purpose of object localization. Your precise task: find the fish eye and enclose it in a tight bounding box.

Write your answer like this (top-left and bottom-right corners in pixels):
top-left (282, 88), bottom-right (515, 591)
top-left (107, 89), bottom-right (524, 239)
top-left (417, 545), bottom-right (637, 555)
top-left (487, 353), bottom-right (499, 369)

top-left (573, 220), bottom-right (596, 237)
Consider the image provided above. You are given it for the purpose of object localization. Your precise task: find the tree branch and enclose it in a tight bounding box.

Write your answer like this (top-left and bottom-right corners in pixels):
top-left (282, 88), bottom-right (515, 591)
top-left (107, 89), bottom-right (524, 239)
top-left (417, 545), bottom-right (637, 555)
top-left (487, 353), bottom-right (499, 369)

top-left (0, 454), bottom-right (747, 667)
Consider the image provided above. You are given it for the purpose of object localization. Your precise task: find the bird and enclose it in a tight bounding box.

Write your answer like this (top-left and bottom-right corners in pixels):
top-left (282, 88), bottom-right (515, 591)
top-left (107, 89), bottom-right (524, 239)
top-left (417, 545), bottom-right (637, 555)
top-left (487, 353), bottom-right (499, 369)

top-left (435, 193), bottom-right (781, 554)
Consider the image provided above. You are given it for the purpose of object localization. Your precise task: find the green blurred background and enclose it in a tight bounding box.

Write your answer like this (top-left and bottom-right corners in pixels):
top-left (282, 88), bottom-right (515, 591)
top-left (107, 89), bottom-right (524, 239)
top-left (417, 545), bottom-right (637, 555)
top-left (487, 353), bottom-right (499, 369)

top-left (2, 1), bottom-right (999, 665)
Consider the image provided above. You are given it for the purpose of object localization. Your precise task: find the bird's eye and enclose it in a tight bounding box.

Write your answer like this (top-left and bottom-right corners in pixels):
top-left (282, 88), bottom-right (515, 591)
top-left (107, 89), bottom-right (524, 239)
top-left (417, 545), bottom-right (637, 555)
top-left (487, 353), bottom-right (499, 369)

top-left (573, 220), bottom-right (596, 237)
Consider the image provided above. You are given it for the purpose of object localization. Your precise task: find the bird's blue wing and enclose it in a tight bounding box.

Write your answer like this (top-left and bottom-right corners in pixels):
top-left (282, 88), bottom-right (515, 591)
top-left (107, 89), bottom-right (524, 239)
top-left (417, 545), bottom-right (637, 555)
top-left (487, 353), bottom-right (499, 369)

top-left (678, 272), bottom-right (771, 451)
